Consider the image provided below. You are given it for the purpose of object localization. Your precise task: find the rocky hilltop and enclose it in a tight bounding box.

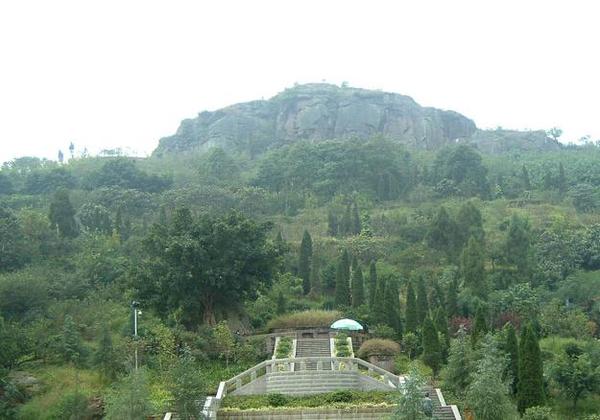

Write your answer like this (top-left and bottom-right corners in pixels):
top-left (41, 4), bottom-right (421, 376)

top-left (153, 83), bottom-right (559, 156)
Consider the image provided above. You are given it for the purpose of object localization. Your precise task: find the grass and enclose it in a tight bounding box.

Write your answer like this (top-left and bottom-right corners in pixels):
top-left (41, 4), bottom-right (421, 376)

top-left (220, 390), bottom-right (394, 410)
top-left (266, 310), bottom-right (342, 331)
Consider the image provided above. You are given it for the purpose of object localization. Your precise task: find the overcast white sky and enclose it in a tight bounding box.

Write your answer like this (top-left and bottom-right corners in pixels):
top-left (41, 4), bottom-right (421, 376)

top-left (1, 0), bottom-right (598, 164)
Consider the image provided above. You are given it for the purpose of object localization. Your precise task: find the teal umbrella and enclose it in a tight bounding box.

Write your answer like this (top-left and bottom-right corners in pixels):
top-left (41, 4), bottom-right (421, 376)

top-left (330, 318), bottom-right (363, 331)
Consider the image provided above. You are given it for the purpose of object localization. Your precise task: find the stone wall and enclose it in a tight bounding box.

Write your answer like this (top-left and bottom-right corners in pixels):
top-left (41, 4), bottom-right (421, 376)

top-left (218, 406), bottom-right (394, 419)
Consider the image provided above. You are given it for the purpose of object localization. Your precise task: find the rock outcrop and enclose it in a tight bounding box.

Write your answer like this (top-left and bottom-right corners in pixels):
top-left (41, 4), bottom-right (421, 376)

top-left (153, 84), bottom-right (477, 156)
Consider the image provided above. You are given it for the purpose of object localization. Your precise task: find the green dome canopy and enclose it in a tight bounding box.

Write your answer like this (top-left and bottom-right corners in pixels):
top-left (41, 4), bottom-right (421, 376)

top-left (330, 318), bottom-right (363, 331)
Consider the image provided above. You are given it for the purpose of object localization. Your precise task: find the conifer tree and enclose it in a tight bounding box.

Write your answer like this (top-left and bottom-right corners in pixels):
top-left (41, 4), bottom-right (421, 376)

top-left (461, 236), bottom-right (487, 298)
top-left (298, 230), bottom-right (313, 295)
top-left (456, 201), bottom-right (485, 247)
top-left (405, 282), bottom-right (418, 333)
top-left (384, 279), bottom-right (402, 338)
top-left (351, 264), bottom-right (365, 307)
top-left (372, 275), bottom-right (387, 325)
top-left (504, 214), bottom-right (531, 273)
top-left (521, 165), bottom-right (531, 190)
top-left (446, 279), bottom-right (458, 318)
top-left (334, 249), bottom-right (351, 307)
top-left (49, 189), bottom-right (78, 238)
top-left (351, 255), bottom-right (359, 273)
top-left (276, 290), bottom-right (286, 315)
top-left (340, 204), bottom-right (352, 236)
top-left (442, 326), bottom-right (472, 397)
top-left (158, 206), bottom-right (168, 225)
top-left (416, 279), bottom-right (429, 324)
top-left (517, 325), bottom-right (544, 413)
top-left (426, 206), bottom-right (456, 256)
top-left (557, 162), bottom-right (567, 196)
top-left (352, 201), bottom-right (361, 234)
top-left (62, 315), bottom-right (83, 364)
top-left (368, 261), bottom-right (377, 309)
top-left (327, 210), bottom-right (338, 237)
top-left (94, 325), bottom-right (119, 380)
top-left (434, 307), bottom-right (450, 361)
top-left (504, 323), bottom-right (519, 395)
top-left (421, 316), bottom-right (442, 375)
top-left (471, 305), bottom-right (488, 347)
top-left (310, 244), bottom-right (321, 295)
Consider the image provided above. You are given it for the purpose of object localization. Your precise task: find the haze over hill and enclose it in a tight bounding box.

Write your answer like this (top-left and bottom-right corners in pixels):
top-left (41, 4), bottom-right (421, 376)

top-left (154, 84), bottom-right (560, 158)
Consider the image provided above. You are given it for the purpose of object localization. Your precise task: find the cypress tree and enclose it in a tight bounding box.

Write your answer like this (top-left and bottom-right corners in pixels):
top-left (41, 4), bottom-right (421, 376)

top-left (276, 290), bottom-right (287, 315)
top-left (446, 279), bottom-right (458, 318)
top-left (434, 307), bottom-right (450, 361)
top-left (521, 165), bottom-right (531, 190)
top-left (334, 249), bottom-right (351, 307)
top-left (49, 189), bottom-right (78, 238)
top-left (298, 230), bottom-right (313, 295)
top-left (416, 279), bottom-right (429, 324)
top-left (351, 201), bottom-right (361, 235)
top-left (62, 315), bottom-right (82, 364)
top-left (340, 204), bottom-right (352, 237)
top-left (557, 162), bottom-right (567, 196)
top-left (351, 255), bottom-right (359, 273)
top-left (372, 275), bottom-right (387, 325)
top-left (405, 282), bottom-right (418, 333)
top-left (429, 280), bottom-right (444, 310)
top-left (351, 265), bottom-right (365, 308)
top-left (368, 261), bottom-right (377, 309)
top-left (384, 279), bottom-right (402, 337)
top-left (504, 323), bottom-right (519, 395)
top-left (461, 236), bottom-right (487, 298)
top-left (426, 206), bottom-right (456, 256)
top-left (471, 305), bottom-right (488, 347)
top-left (517, 325), bottom-right (544, 413)
top-left (421, 316), bottom-right (442, 375)
top-left (310, 244), bottom-right (321, 295)
top-left (327, 210), bottom-right (338, 237)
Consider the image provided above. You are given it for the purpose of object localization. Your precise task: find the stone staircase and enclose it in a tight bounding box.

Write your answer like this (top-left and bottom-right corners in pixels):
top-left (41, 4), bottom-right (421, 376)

top-left (266, 370), bottom-right (360, 395)
top-left (423, 385), bottom-right (457, 420)
top-left (294, 339), bottom-right (331, 370)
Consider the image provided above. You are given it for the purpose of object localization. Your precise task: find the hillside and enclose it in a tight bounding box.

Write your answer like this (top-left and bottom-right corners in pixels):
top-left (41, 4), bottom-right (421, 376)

top-left (153, 83), bottom-right (560, 157)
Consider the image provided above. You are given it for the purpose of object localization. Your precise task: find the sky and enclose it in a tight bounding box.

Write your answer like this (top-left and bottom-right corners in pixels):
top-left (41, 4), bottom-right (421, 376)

top-left (1, 0), bottom-right (599, 164)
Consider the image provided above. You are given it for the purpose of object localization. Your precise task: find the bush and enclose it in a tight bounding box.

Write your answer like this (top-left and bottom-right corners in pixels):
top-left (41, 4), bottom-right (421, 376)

top-left (371, 324), bottom-right (397, 340)
top-left (266, 310), bottom-right (342, 331)
top-left (522, 406), bottom-right (553, 420)
top-left (275, 337), bottom-right (293, 359)
top-left (357, 339), bottom-right (401, 359)
top-left (334, 332), bottom-right (351, 357)
top-left (394, 357), bottom-right (433, 378)
top-left (325, 390), bottom-right (354, 403)
top-left (266, 393), bottom-right (288, 407)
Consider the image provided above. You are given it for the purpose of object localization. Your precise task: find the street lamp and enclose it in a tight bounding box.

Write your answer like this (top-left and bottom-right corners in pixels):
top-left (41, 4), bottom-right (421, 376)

top-left (131, 300), bottom-right (141, 370)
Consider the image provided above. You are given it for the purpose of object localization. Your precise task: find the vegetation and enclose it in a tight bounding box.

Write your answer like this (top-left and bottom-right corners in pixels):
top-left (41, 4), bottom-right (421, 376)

top-left (357, 339), bottom-right (401, 359)
top-left (266, 310), bottom-right (341, 331)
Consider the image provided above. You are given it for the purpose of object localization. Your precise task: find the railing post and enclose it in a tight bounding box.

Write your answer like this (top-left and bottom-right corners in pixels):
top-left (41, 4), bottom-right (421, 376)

top-left (250, 370), bottom-right (257, 381)
top-left (235, 378), bottom-right (242, 389)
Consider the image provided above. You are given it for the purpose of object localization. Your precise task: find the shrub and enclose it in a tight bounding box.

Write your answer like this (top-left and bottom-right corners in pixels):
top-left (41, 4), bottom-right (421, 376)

top-left (266, 393), bottom-right (288, 407)
top-left (326, 390), bottom-right (354, 403)
top-left (334, 332), bottom-right (351, 357)
top-left (371, 324), bottom-right (397, 340)
top-left (357, 339), bottom-right (401, 359)
top-left (522, 406), bottom-right (553, 420)
top-left (266, 310), bottom-right (341, 331)
top-left (275, 337), bottom-right (293, 359)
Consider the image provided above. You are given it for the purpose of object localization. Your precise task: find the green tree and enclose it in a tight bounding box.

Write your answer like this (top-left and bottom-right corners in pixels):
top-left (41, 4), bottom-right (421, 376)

top-left (309, 243), bottom-right (321, 295)
top-left (446, 279), bottom-right (458, 318)
top-left (49, 189), bottom-right (78, 238)
top-left (134, 209), bottom-right (278, 326)
top-left (456, 201), bottom-right (485, 247)
top-left (62, 315), bottom-right (83, 364)
top-left (384, 279), bottom-right (402, 337)
top-left (352, 201), bottom-right (361, 235)
top-left (0, 316), bottom-right (25, 370)
top-left (466, 335), bottom-right (518, 420)
top-left (392, 365), bottom-right (427, 420)
top-left (340, 204), bottom-right (352, 237)
top-left (433, 144), bottom-right (490, 198)
top-left (94, 325), bottom-right (120, 381)
top-left (433, 307), bottom-right (449, 361)
top-left (200, 147), bottom-right (239, 184)
top-left (372, 275), bottom-right (387, 324)
top-left (0, 206), bottom-right (28, 272)
top-left (416, 279), bottom-right (429, 325)
top-left (517, 325), bottom-right (545, 413)
top-left (169, 350), bottom-right (206, 419)
top-left (213, 321), bottom-right (235, 367)
top-left (104, 369), bottom-right (152, 420)
top-left (504, 323), bottom-right (519, 395)
top-left (351, 264), bottom-right (365, 308)
top-left (557, 162), bottom-right (567, 196)
top-left (421, 316), bottom-right (441, 375)
top-left (426, 206), bottom-right (456, 258)
top-left (334, 249), bottom-right (351, 307)
top-left (368, 261), bottom-right (377, 309)
top-left (461, 237), bottom-right (487, 298)
top-left (471, 306), bottom-right (488, 347)
top-left (405, 282), bottom-right (418, 334)
top-left (505, 214), bottom-right (531, 273)
top-left (327, 209), bottom-right (338, 237)
top-left (551, 350), bottom-right (600, 410)
top-left (442, 327), bottom-right (471, 398)
top-left (78, 203), bottom-right (112, 235)
top-left (521, 165), bottom-right (531, 190)
top-left (298, 230), bottom-right (313, 295)
top-left (276, 290), bottom-right (286, 315)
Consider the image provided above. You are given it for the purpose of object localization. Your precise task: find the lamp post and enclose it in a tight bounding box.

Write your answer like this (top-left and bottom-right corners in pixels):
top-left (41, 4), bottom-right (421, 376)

top-left (131, 300), bottom-right (141, 370)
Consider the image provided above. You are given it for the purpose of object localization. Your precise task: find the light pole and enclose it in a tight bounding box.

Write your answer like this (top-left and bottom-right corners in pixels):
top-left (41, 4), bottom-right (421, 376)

top-left (131, 300), bottom-right (141, 370)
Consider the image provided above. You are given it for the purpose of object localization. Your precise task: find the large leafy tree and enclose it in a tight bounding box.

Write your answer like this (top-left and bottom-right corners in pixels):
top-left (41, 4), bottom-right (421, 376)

top-left (134, 208), bottom-right (278, 326)
top-left (432, 144), bottom-right (490, 198)
top-left (551, 347), bottom-right (600, 410)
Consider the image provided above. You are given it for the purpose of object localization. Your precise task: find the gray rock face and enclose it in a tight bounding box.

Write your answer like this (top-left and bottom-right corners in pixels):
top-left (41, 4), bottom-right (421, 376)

top-left (153, 84), bottom-right (477, 156)
top-left (466, 129), bottom-right (562, 154)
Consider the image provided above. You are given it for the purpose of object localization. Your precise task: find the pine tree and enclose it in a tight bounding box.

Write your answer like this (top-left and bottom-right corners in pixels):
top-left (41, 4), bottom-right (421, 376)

top-left (416, 279), bottom-right (429, 324)
top-left (517, 325), bottom-right (544, 413)
top-left (327, 210), bottom-right (338, 237)
top-left (368, 261), bottom-right (377, 309)
top-left (504, 323), bottom-right (519, 395)
top-left (434, 307), bottom-right (450, 361)
top-left (456, 201), bottom-right (485, 247)
top-left (94, 325), bottom-right (119, 380)
top-left (521, 165), bottom-right (531, 190)
top-left (461, 236), bottom-right (487, 298)
top-left (49, 189), bottom-right (78, 238)
top-left (505, 214), bottom-right (531, 273)
top-left (310, 244), bottom-right (321, 295)
top-left (426, 206), bottom-right (456, 257)
top-left (276, 290), bottom-right (286, 315)
top-left (446, 279), bottom-right (458, 318)
top-left (471, 305), bottom-right (488, 347)
top-left (372, 275), bottom-right (387, 325)
top-left (351, 201), bottom-right (361, 235)
top-left (334, 249), bottom-right (351, 307)
top-left (298, 230), bottom-right (313, 295)
top-left (405, 282), bottom-right (418, 333)
top-left (421, 316), bottom-right (442, 375)
top-left (351, 264), bottom-right (365, 307)
top-left (384, 279), bottom-right (402, 338)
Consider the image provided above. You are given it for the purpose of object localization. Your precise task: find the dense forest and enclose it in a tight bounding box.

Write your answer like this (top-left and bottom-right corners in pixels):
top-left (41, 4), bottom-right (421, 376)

top-left (1, 129), bottom-right (600, 418)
